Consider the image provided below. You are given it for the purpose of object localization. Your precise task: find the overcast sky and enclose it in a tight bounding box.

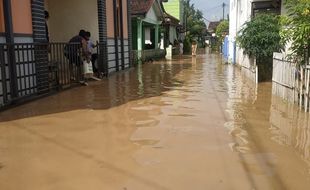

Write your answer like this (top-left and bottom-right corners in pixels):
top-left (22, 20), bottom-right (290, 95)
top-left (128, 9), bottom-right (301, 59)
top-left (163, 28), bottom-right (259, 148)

top-left (190, 0), bottom-right (230, 23)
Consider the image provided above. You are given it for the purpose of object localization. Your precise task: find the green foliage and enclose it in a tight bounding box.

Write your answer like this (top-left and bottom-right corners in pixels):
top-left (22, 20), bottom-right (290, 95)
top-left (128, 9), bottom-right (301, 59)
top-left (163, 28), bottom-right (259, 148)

top-left (215, 20), bottom-right (229, 42)
top-left (183, 35), bottom-right (192, 53)
top-left (213, 20), bottom-right (229, 51)
top-left (182, 0), bottom-right (207, 52)
top-left (237, 14), bottom-right (283, 62)
top-left (281, 0), bottom-right (310, 65)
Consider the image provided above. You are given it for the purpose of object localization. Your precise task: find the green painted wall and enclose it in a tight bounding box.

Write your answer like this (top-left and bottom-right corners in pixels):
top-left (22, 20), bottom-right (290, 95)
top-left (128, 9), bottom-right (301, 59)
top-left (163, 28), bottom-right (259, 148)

top-left (163, 0), bottom-right (181, 20)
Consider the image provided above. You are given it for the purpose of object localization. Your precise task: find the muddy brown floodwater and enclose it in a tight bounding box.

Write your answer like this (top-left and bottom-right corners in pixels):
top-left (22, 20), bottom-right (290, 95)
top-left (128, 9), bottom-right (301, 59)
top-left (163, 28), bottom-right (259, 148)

top-left (0, 53), bottom-right (310, 190)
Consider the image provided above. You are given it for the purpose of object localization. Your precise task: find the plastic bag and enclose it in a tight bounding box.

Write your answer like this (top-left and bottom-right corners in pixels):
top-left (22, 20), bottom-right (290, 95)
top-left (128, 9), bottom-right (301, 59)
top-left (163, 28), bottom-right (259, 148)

top-left (83, 60), bottom-right (93, 75)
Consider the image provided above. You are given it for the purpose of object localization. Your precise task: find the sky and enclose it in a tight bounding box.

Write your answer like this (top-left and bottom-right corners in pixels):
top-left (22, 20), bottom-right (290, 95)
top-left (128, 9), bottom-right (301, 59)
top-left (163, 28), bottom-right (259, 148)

top-left (191, 0), bottom-right (230, 23)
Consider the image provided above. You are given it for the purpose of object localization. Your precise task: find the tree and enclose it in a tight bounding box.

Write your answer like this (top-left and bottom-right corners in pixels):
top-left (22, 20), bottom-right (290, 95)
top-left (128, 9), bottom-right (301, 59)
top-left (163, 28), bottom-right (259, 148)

top-left (237, 13), bottom-right (283, 62)
top-left (215, 20), bottom-right (229, 51)
top-left (237, 13), bottom-right (283, 81)
top-left (183, 0), bottom-right (207, 53)
top-left (215, 20), bottom-right (229, 43)
top-left (281, 0), bottom-right (310, 65)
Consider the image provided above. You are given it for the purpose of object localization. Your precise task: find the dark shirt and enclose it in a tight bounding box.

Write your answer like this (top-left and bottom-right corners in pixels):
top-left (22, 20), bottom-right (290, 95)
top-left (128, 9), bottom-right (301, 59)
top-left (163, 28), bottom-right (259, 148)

top-left (69, 35), bottom-right (83, 43)
top-left (45, 22), bottom-right (49, 42)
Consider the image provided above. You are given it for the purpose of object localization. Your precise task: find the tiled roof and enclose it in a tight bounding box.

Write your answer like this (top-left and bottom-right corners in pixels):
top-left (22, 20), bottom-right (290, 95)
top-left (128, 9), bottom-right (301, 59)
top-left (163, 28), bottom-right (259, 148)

top-left (131, 0), bottom-right (155, 15)
top-left (208, 21), bottom-right (221, 32)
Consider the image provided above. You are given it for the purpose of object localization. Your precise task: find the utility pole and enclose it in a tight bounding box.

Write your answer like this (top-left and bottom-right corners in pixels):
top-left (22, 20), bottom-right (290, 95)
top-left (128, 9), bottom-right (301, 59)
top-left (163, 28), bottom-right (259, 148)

top-left (222, 3), bottom-right (225, 20)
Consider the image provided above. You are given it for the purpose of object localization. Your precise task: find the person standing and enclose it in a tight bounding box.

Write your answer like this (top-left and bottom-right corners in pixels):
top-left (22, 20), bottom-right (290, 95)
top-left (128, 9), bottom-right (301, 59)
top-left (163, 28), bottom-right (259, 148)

top-left (66, 30), bottom-right (90, 85)
top-left (179, 40), bottom-right (184, 56)
top-left (85, 32), bottom-right (98, 75)
top-left (192, 40), bottom-right (197, 56)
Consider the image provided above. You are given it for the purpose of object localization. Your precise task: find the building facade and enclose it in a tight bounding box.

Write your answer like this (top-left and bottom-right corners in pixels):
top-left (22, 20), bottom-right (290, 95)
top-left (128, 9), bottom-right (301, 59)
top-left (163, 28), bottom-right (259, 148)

top-left (131, 0), bottom-right (165, 62)
top-left (0, 0), bottom-right (132, 108)
top-left (228, 0), bottom-right (282, 66)
top-left (162, 0), bottom-right (184, 43)
top-left (162, 0), bottom-right (184, 24)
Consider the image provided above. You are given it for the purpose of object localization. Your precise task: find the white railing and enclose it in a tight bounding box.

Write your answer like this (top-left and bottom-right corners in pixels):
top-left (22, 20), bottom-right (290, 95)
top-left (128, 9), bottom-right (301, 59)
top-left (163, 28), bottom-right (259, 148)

top-left (299, 65), bottom-right (310, 112)
top-left (272, 53), bottom-right (297, 103)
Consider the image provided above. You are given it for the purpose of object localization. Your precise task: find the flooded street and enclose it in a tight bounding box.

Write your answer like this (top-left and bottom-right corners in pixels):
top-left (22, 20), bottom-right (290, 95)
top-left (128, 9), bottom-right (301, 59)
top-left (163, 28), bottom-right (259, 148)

top-left (1, 53), bottom-right (310, 190)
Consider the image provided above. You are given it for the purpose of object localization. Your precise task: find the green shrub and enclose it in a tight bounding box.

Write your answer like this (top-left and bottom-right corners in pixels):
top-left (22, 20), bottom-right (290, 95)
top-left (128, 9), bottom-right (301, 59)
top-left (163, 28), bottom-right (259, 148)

top-left (237, 13), bottom-right (283, 62)
top-left (281, 0), bottom-right (310, 65)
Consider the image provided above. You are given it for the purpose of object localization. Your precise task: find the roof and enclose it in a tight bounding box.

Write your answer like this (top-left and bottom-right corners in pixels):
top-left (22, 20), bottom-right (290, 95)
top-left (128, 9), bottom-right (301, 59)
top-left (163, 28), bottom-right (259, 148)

top-left (208, 21), bottom-right (221, 32)
top-left (131, 0), bottom-right (155, 15)
top-left (164, 12), bottom-right (180, 26)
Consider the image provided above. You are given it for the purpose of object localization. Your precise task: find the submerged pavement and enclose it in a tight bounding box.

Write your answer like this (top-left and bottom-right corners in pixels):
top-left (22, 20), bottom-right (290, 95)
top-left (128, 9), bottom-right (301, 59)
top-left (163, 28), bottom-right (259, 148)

top-left (0, 53), bottom-right (310, 190)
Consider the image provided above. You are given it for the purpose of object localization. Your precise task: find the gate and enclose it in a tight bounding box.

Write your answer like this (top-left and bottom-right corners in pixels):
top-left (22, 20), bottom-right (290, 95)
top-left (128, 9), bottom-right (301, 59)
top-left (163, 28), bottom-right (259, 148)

top-left (0, 42), bottom-right (108, 109)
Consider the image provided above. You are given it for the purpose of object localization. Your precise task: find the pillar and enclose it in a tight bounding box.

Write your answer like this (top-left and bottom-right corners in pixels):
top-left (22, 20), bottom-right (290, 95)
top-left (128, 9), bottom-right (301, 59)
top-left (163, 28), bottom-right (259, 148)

top-left (137, 19), bottom-right (143, 60)
top-left (155, 24), bottom-right (159, 49)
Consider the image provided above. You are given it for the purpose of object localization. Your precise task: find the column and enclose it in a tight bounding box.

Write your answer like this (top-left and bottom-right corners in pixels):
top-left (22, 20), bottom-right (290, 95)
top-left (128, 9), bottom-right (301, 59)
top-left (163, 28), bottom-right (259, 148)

top-left (137, 19), bottom-right (143, 61)
top-left (3, 0), bottom-right (18, 98)
top-left (155, 24), bottom-right (159, 49)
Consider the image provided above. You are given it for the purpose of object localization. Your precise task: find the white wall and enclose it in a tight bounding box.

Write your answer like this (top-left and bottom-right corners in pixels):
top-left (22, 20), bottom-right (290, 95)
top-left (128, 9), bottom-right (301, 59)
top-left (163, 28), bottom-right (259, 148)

top-left (145, 28), bottom-right (151, 44)
top-left (46, 0), bottom-right (99, 42)
top-left (229, 0), bottom-right (271, 67)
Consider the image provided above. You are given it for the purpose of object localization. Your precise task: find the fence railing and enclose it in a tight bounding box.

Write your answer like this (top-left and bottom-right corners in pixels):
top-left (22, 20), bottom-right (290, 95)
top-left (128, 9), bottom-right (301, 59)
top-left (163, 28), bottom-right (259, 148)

top-left (299, 65), bottom-right (310, 112)
top-left (272, 53), bottom-right (310, 112)
top-left (272, 53), bottom-right (297, 103)
top-left (0, 42), bottom-right (109, 109)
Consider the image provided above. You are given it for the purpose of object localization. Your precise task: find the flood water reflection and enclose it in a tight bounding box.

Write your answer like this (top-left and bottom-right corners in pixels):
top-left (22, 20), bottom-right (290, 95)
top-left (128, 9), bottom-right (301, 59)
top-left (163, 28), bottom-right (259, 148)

top-left (0, 54), bottom-right (310, 189)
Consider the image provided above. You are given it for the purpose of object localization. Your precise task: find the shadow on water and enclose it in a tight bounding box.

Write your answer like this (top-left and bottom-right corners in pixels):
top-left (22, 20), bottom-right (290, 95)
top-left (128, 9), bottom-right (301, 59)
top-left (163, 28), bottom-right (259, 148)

top-left (0, 56), bottom-right (196, 122)
top-left (221, 62), bottom-right (310, 189)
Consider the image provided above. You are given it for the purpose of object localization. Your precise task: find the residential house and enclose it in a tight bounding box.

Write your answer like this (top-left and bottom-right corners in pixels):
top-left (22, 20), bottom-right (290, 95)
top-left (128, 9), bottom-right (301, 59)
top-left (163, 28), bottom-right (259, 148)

top-left (162, 0), bottom-right (184, 23)
top-left (0, 0), bottom-right (132, 108)
top-left (207, 21), bottom-right (221, 50)
top-left (208, 21), bottom-right (221, 34)
top-left (162, 0), bottom-right (184, 44)
top-left (131, 0), bottom-right (165, 62)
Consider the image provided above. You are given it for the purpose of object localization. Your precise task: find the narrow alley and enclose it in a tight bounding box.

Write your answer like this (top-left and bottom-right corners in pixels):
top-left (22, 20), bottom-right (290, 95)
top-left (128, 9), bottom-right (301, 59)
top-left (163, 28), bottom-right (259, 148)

top-left (0, 54), bottom-right (310, 190)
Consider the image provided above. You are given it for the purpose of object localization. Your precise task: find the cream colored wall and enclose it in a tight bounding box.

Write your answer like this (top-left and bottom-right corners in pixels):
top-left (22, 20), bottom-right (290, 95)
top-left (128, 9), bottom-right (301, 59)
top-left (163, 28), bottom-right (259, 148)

top-left (46, 0), bottom-right (99, 42)
top-left (106, 0), bottom-right (114, 38)
top-left (0, 0), bottom-right (4, 32)
top-left (11, 0), bottom-right (33, 34)
top-left (122, 0), bottom-right (128, 39)
top-left (106, 0), bottom-right (128, 39)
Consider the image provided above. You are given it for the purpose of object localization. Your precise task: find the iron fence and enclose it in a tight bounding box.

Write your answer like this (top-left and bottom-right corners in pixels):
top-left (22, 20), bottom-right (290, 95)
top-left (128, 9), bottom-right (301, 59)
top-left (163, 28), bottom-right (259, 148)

top-left (0, 42), bottom-right (108, 109)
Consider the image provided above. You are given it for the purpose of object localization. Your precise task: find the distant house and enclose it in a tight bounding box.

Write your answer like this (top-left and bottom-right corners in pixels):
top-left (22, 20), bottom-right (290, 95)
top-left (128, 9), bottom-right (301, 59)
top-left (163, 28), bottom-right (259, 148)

top-left (207, 21), bottom-right (221, 34)
top-left (162, 0), bottom-right (184, 24)
top-left (162, 0), bottom-right (184, 45)
top-left (131, 0), bottom-right (165, 62)
top-left (0, 0), bottom-right (132, 108)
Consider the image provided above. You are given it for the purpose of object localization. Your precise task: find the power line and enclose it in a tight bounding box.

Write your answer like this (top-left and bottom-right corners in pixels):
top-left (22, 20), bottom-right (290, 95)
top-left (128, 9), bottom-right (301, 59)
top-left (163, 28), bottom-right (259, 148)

top-left (200, 3), bottom-right (228, 23)
top-left (203, 4), bottom-right (222, 12)
top-left (202, 3), bottom-right (228, 13)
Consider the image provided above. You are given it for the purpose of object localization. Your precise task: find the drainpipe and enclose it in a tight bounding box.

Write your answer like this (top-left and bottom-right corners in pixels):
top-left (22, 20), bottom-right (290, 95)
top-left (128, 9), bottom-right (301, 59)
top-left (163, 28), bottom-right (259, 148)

top-left (113, 0), bottom-right (119, 71)
top-left (3, 0), bottom-right (18, 99)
